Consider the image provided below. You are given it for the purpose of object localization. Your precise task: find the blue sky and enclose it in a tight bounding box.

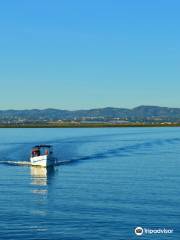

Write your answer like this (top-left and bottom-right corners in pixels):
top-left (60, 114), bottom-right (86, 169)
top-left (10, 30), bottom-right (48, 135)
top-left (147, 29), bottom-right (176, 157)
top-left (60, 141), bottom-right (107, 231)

top-left (0, 0), bottom-right (179, 109)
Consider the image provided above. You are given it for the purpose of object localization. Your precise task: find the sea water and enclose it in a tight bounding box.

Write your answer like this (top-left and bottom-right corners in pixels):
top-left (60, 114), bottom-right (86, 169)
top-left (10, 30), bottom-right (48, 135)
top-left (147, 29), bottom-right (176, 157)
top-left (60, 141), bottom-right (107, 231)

top-left (0, 127), bottom-right (179, 239)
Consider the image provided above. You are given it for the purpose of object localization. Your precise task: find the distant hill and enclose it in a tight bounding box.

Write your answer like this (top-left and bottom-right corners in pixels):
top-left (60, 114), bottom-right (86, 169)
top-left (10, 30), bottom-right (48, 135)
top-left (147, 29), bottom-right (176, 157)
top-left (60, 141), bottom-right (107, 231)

top-left (1, 106), bottom-right (180, 123)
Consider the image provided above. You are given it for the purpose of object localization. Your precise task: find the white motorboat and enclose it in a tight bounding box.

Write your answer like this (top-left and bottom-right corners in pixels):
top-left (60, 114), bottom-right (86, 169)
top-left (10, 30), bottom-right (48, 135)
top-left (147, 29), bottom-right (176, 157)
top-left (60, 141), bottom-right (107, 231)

top-left (30, 145), bottom-right (55, 167)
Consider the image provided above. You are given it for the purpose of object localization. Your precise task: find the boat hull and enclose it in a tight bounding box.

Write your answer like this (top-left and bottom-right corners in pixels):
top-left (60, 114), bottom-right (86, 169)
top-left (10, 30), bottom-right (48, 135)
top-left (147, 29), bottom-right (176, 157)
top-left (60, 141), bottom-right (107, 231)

top-left (30, 155), bottom-right (55, 167)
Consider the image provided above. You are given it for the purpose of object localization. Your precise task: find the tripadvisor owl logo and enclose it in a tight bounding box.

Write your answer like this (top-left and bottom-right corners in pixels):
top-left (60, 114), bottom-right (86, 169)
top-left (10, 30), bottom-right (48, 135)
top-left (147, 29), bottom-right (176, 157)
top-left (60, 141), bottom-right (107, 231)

top-left (135, 226), bottom-right (143, 236)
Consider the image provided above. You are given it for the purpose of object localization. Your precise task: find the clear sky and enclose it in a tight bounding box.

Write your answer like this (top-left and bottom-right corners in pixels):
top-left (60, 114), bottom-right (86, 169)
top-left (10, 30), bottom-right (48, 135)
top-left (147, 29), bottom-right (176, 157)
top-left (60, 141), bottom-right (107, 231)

top-left (0, 0), bottom-right (179, 110)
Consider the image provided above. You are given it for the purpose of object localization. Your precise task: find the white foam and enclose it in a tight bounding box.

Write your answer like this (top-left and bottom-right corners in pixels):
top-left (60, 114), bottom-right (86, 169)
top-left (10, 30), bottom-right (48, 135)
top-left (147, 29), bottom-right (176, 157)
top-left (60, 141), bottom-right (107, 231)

top-left (0, 161), bottom-right (32, 166)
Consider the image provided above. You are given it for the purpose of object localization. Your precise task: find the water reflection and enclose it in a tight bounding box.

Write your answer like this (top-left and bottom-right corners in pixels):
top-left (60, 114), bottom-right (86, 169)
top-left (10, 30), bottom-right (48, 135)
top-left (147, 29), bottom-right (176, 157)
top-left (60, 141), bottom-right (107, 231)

top-left (30, 166), bottom-right (55, 195)
top-left (29, 167), bottom-right (56, 229)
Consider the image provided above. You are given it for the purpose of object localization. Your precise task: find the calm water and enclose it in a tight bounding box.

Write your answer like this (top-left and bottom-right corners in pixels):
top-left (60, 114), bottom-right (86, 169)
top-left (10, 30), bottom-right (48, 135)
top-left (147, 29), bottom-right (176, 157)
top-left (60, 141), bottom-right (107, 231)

top-left (0, 127), bottom-right (180, 239)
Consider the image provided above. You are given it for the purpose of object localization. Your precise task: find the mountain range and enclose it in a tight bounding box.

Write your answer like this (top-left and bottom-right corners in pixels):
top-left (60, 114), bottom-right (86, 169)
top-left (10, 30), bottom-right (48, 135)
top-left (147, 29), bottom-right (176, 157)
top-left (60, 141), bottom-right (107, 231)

top-left (1, 106), bottom-right (180, 123)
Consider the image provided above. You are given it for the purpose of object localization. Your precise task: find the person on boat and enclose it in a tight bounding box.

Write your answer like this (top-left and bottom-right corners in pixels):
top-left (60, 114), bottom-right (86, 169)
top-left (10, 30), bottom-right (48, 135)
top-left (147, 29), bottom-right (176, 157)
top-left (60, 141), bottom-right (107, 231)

top-left (32, 150), bottom-right (36, 157)
top-left (45, 149), bottom-right (49, 155)
top-left (37, 149), bottom-right (40, 156)
top-left (32, 148), bottom-right (40, 157)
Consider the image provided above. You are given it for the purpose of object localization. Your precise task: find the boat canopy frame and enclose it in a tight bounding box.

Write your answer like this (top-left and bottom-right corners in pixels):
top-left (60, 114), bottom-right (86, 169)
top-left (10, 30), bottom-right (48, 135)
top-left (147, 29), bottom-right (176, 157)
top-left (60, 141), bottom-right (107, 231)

top-left (32, 145), bottom-right (52, 149)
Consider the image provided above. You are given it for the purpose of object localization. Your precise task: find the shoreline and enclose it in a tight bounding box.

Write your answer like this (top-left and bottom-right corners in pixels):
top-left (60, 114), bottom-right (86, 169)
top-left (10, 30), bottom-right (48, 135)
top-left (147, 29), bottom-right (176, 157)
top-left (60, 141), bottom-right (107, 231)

top-left (0, 123), bottom-right (180, 128)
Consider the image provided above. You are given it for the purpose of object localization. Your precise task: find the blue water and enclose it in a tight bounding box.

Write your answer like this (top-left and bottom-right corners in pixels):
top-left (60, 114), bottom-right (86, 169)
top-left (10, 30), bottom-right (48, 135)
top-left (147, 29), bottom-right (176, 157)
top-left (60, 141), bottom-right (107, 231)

top-left (0, 127), bottom-right (180, 239)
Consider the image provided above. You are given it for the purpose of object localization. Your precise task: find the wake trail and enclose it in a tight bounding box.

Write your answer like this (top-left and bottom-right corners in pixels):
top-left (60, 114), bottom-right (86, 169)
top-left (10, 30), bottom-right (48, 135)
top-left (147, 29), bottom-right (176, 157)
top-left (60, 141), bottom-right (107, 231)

top-left (0, 160), bottom-right (32, 166)
top-left (0, 160), bottom-right (68, 167)
top-left (0, 136), bottom-right (179, 167)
